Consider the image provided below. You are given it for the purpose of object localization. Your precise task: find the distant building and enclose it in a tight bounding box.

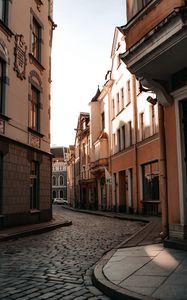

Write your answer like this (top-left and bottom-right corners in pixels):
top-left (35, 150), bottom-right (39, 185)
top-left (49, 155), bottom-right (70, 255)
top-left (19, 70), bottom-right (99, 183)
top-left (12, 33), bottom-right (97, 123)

top-left (109, 28), bottom-right (159, 215)
top-left (88, 28), bottom-right (160, 215)
top-left (73, 112), bottom-right (97, 209)
top-left (0, 1), bottom-right (55, 228)
top-left (67, 145), bottom-right (75, 207)
top-left (51, 147), bottom-right (68, 201)
top-left (89, 86), bottom-right (112, 211)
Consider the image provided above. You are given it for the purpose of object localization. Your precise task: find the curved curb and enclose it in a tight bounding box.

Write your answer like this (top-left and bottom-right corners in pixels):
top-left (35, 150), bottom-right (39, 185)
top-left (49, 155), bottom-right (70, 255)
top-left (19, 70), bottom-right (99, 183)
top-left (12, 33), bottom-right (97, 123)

top-left (92, 248), bottom-right (157, 300)
top-left (92, 222), bottom-right (159, 300)
top-left (62, 205), bottom-right (150, 224)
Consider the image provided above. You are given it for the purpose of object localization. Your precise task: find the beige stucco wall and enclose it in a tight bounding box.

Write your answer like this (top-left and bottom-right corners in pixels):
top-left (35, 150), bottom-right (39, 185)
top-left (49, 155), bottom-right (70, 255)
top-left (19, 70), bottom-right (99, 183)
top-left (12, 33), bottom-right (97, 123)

top-left (1, 0), bottom-right (51, 153)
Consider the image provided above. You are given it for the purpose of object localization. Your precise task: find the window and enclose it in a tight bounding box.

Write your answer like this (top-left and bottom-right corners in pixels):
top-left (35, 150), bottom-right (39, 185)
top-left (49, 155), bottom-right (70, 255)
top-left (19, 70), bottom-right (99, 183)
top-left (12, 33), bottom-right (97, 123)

top-left (142, 161), bottom-right (159, 202)
top-left (52, 190), bottom-right (56, 199)
top-left (82, 166), bottom-right (86, 179)
top-left (128, 121), bottom-right (132, 146)
top-left (127, 0), bottom-right (152, 21)
top-left (0, 0), bottom-right (8, 24)
top-left (117, 129), bottom-right (121, 152)
top-left (112, 98), bottom-right (115, 119)
top-left (30, 85), bottom-right (40, 131)
top-left (136, 80), bottom-right (141, 95)
top-left (32, 17), bottom-right (42, 62)
top-left (101, 112), bottom-right (105, 130)
top-left (59, 175), bottom-right (64, 186)
top-left (60, 190), bottom-right (63, 198)
top-left (52, 176), bottom-right (56, 186)
top-left (139, 112), bottom-right (145, 140)
top-left (150, 105), bottom-right (156, 135)
top-left (142, 0), bottom-right (152, 7)
top-left (116, 93), bottom-right (120, 114)
top-left (126, 80), bottom-right (131, 105)
top-left (0, 58), bottom-right (5, 114)
top-left (121, 87), bottom-right (124, 109)
top-left (30, 161), bottom-right (39, 210)
top-left (113, 133), bottom-right (116, 154)
top-left (82, 143), bottom-right (86, 165)
top-left (122, 125), bottom-right (126, 150)
top-left (113, 173), bottom-right (117, 208)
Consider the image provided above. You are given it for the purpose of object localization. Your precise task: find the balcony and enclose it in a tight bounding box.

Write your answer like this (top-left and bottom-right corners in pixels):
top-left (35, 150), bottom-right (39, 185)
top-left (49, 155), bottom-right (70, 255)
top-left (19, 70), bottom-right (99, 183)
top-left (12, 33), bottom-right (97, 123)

top-left (121, 3), bottom-right (187, 106)
top-left (90, 131), bottom-right (109, 173)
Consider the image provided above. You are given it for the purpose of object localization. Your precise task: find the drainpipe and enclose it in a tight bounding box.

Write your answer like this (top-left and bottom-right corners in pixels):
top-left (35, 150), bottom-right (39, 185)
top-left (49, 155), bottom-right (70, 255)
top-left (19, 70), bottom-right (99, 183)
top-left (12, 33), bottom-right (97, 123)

top-left (158, 102), bottom-right (169, 238)
top-left (132, 75), bottom-right (139, 213)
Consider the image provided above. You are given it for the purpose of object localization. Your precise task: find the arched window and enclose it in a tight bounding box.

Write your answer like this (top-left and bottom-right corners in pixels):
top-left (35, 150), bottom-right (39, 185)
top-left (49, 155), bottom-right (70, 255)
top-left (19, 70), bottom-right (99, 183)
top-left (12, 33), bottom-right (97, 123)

top-left (52, 176), bottom-right (56, 186)
top-left (52, 190), bottom-right (56, 199)
top-left (59, 175), bottom-right (64, 186)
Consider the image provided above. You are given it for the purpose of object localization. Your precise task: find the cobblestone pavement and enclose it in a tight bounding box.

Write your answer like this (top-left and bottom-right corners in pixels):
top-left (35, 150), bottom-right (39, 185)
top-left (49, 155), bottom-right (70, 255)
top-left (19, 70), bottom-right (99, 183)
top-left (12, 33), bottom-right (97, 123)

top-left (0, 207), bottom-right (144, 300)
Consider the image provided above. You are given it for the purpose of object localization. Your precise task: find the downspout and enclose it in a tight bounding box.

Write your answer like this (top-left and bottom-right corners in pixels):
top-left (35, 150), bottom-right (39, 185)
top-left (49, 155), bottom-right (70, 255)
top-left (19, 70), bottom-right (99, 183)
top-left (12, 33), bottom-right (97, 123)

top-left (132, 75), bottom-right (139, 213)
top-left (158, 102), bottom-right (169, 238)
top-left (108, 85), bottom-right (113, 211)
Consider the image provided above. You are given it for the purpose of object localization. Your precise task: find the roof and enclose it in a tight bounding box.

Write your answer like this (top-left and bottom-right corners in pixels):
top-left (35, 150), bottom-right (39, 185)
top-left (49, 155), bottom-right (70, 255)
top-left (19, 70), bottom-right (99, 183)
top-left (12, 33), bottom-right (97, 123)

top-left (51, 146), bottom-right (68, 158)
top-left (91, 87), bottom-right (101, 102)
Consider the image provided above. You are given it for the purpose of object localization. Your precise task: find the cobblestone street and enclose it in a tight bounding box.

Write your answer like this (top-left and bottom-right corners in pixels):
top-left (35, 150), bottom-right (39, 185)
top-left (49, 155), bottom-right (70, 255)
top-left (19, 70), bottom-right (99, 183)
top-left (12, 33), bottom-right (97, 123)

top-left (0, 207), bottom-right (143, 300)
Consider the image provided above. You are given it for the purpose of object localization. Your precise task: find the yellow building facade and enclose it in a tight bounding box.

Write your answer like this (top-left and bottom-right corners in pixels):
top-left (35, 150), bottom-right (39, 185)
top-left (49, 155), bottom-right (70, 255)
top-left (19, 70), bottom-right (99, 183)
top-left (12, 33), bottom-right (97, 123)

top-left (121, 0), bottom-right (187, 241)
top-left (0, 0), bottom-right (55, 228)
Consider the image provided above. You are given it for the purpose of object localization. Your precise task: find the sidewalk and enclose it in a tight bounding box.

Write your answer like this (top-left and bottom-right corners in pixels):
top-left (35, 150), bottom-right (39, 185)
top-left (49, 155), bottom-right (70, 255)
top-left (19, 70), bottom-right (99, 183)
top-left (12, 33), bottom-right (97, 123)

top-left (0, 210), bottom-right (72, 242)
top-left (88, 210), bottom-right (187, 300)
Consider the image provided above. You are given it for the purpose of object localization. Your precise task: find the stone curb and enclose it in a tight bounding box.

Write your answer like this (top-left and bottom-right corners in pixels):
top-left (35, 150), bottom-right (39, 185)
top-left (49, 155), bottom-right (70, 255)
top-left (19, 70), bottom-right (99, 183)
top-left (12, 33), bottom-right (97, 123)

top-left (62, 205), bottom-right (150, 224)
top-left (0, 219), bottom-right (72, 242)
top-left (92, 248), bottom-right (157, 300)
top-left (92, 221), bottom-right (159, 300)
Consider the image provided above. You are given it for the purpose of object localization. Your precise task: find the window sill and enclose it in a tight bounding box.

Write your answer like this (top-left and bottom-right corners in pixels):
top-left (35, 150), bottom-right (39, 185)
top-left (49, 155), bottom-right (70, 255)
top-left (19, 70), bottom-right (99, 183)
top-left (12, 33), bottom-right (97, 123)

top-left (116, 108), bottom-right (125, 117)
top-left (28, 127), bottom-right (44, 138)
top-left (29, 53), bottom-right (45, 71)
top-left (141, 200), bottom-right (160, 203)
top-left (30, 209), bottom-right (40, 214)
top-left (126, 101), bottom-right (131, 107)
top-left (0, 20), bottom-right (14, 37)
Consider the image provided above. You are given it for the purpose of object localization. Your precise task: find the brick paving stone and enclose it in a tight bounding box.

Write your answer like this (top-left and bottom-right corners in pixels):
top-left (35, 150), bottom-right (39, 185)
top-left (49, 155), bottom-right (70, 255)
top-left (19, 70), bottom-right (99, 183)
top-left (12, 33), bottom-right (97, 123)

top-left (27, 292), bottom-right (42, 299)
top-left (39, 292), bottom-right (57, 299)
top-left (0, 207), bottom-right (143, 300)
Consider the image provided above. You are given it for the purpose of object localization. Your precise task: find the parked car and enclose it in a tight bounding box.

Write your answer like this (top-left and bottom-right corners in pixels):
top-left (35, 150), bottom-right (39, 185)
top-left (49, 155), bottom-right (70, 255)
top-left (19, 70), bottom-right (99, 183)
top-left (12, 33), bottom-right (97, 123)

top-left (53, 198), bottom-right (68, 205)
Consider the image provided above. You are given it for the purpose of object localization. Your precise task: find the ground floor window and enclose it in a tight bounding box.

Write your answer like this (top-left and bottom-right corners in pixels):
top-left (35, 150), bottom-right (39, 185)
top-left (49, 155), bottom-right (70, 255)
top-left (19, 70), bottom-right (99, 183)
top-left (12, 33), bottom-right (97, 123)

top-left (142, 161), bottom-right (159, 215)
top-left (52, 190), bottom-right (56, 199)
top-left (100, 176), bottom-right (106, 210)
top-left (60, 190), bottom-right (63, 198)
top-left (142, 161), bottom-right (159, 201)
top-left (30, 161), bottom-right (39, 210)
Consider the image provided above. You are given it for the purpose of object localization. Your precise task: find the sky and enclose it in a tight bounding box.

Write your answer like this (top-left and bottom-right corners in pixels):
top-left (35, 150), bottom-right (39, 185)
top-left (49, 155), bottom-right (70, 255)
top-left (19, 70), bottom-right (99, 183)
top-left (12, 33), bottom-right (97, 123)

top-left (51, 0), bottom-right (125, 147)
